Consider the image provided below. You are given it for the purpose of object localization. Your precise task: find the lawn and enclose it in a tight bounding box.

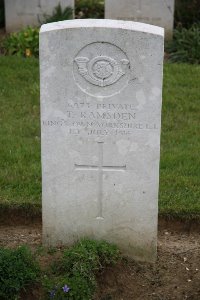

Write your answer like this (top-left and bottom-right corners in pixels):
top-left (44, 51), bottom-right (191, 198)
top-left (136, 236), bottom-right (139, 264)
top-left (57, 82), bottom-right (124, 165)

top-left (0, 57), bottom-right (41, 216)
top-left (160, 63), bottom-right (200, 219)
top-left (0, 56), bottom-right (200, 220)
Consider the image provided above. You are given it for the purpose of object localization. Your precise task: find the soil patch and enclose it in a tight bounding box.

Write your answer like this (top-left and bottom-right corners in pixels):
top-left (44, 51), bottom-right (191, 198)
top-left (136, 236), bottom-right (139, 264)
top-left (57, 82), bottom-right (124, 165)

top-left (0, 225), bottom-right (199, 300)
top-left (1, 208), bottom-right (200, 234)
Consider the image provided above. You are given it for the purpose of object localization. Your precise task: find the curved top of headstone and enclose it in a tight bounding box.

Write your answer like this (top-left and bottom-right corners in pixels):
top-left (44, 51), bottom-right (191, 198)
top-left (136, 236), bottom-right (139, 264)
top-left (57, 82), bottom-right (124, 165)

top-left (40, 19), bottom-right (164, 37)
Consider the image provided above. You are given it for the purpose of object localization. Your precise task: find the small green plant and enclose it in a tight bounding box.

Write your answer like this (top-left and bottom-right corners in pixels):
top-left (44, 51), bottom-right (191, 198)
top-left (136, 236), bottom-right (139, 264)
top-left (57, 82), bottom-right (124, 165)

top-left (64, 239), bottom-right (119, 271)
top-left (42, 4), bottom-right (73, 24)
top-left (75, 0), bottom-right (104, 19)
top-left (166, 24), bottom-right (200, 64)
top-left (46, 276), bottom-right (94, 300)
top-left (0, 246), bottom-right (40, 300)
top-left (4, 27), bottom-right (39, 57)
top-left (46, 239), bottom-right (120, 299)
top-left (48, 246), bottom-right (57, 255)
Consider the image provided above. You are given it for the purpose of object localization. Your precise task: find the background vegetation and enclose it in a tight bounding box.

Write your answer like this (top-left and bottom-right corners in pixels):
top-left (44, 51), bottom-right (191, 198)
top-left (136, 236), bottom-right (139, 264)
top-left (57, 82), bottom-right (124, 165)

top-left (175, 0), bottom-right (200, 28)
top-left (166, 24), bottom-right (200, 64)
top-left (42, 4), bottom-right (73, 23)
top-left (1, 0), bottom-right (200, 29)
top-left (75, 0), bottom-right (104, 19)
top-left (1, 0), bottom-right (200, 64)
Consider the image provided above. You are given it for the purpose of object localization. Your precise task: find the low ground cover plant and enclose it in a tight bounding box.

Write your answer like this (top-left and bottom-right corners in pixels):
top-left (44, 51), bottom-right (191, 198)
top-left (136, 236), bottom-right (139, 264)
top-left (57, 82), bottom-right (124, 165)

top-left (0, 246), bottom-right (40, 300)
top-left (44, 239), bottom-right (120, 299)
top-left (0, 239), bottom-right (120, 299)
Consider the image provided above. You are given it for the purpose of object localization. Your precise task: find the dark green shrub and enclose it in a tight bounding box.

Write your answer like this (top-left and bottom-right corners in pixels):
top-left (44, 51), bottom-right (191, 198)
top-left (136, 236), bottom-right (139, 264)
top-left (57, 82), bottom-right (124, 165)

top-left (4, 26), bottom-right (39, 57)
top-left (0, 246), bottom-right (40, 300)
top-left (75, 0), bottom-right (104, 19)
top-left (46, 239), bottom-right (120, 299)
top-left (42, 4), bottom-right (73, 24)
top-left (175, 0), bottom-right (200, 28)
top-left (166, 24), bottom-right (200, 64)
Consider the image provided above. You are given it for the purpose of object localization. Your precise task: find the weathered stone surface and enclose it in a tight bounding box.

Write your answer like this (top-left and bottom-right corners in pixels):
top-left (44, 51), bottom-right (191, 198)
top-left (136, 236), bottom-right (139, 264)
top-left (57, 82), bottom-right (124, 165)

top-left (5, 0), bottom-right (74, 32)
top-left (105, 0), bottom-right (174, 40)
top-left (40, 19), bottom-right (164, 262)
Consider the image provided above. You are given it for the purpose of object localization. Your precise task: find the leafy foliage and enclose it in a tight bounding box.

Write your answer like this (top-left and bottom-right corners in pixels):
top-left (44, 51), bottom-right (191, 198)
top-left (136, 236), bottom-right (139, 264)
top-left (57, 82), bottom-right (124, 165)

top-left (0, 246), bottom-right (40, 300)
top-left (42, 4), bottom-right (73, 24)
top-left (166, 24), bottom-right (200, 64)
top-left (3, 27), bottom-right (39, 57)
top-left (45, 239), bottom-right (120, 299)
top-left (75, 0), bottom-right (104, 19)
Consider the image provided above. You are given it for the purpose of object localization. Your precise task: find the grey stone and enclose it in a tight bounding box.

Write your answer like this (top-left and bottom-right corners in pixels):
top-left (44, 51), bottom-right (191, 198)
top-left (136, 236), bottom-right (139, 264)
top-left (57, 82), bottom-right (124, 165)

top-left (5, 0), bottom-right (74, 32)
top-left (105, 0), bottom-right (174, 40)
top-left (40, 19), bottom-right (164, 262)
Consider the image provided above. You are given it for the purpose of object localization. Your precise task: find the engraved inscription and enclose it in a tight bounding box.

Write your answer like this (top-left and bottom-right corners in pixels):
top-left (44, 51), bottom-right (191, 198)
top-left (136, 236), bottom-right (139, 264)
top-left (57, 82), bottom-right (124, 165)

top-left (75, 56), bottom-right (129, 87)
top-left (42, 100), bottom-right (158, 136)
top-left (75, 142), bottom-right (126, 219)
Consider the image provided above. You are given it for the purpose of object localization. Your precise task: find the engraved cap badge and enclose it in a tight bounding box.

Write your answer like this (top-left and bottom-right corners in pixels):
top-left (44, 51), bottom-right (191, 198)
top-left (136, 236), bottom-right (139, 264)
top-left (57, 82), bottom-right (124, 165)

top-left (73, 42), bottom-right (131, 97)
top-left (75, 56), bottom-right (129, 87)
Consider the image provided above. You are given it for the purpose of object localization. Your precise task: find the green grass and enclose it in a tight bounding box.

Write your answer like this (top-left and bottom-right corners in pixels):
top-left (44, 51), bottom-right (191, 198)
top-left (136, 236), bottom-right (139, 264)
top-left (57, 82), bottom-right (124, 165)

top-left (160, 63), bottom-right (200, 219)
top-left (0, 57), bottom-right (200, 220)
top-left (0, 57), bottom-right (41, 212)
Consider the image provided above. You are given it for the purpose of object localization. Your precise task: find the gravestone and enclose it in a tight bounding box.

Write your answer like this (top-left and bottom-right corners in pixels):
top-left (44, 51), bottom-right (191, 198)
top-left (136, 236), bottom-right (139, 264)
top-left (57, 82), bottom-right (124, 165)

top-left (40, 19), bottom-right (164, 262)
top-left (5, 0), bottom-right (74, 32)
top-left (105, 0), bottom-right (174, 40)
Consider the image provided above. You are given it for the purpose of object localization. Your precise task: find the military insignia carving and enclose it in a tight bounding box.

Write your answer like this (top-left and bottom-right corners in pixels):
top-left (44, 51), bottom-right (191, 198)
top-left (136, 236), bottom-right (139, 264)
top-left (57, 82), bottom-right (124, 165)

top-left (75, 56), bottom-right (129, 87)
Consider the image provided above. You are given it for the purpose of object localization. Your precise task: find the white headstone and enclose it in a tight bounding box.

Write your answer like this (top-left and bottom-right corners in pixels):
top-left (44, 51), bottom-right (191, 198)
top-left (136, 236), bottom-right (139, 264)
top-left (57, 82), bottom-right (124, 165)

top-left (105, 0), bottom-right (174, 40)
top-left (5, 0), bottom-right (74, 32)
top-left (40, 19), bottom-right (164, 262)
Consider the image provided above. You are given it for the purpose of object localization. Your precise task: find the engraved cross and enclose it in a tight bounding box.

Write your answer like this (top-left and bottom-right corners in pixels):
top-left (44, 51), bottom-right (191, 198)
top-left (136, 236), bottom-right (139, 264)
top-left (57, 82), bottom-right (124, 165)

top-left (75, 142), bottom-right (126, 219)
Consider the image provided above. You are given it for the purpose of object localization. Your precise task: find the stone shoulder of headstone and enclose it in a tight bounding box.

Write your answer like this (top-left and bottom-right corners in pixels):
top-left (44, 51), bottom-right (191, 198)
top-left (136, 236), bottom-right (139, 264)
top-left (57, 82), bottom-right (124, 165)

top-left (40, 19), bottom-right (164, 37)
top-left (40, 19), bottom-right (164, 263)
